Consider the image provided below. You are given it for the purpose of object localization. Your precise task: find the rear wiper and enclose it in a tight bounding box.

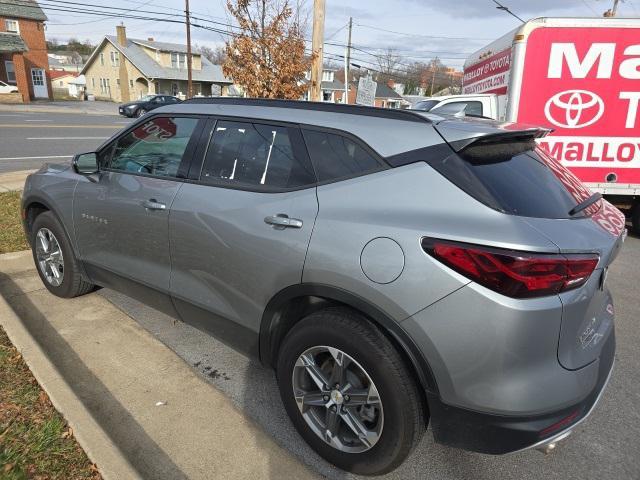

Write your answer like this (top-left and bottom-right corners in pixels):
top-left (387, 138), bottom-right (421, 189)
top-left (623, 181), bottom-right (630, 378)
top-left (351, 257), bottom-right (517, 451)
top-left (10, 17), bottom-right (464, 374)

top-left (569, 192), bottom-right (602, 216)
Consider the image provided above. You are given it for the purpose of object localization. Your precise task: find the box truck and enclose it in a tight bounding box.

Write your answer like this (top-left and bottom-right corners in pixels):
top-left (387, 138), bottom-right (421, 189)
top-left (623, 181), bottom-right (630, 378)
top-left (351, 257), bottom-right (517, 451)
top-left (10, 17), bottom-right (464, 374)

top-left (436, 18), bottom-right (640, 232)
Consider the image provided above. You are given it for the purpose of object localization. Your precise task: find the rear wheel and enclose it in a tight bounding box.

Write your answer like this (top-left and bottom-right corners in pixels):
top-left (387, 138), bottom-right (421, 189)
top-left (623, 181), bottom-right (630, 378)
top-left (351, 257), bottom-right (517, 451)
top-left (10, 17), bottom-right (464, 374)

top-left (31, 211), bottom-right (95, 298)
top-left (277, 307), bottom-right (425, 475)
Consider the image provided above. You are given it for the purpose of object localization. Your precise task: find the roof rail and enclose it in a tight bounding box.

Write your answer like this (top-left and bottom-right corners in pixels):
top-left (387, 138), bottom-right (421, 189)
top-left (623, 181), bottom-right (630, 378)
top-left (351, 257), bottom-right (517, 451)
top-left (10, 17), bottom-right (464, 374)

top-left (182, 97), bottom-right (431, 124)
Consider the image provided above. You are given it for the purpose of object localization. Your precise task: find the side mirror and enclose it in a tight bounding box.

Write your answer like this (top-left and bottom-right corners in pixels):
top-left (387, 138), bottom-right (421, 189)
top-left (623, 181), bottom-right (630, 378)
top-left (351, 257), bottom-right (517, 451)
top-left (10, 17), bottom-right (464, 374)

top-left (73, 152), bottom-right (99, 175)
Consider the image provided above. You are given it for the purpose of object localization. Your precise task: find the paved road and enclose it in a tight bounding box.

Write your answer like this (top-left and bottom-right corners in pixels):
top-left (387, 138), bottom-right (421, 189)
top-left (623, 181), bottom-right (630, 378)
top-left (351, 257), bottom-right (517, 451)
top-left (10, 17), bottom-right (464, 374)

top-left (99, 234), bottom-right (640, 480)
top-left (0, 111), bottom-right (132, 173)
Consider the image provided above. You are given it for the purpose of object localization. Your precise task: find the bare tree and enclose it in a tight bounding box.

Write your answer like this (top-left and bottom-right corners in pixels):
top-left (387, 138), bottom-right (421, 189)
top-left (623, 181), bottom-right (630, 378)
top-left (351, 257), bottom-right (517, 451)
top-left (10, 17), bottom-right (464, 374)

top-left (377, 47), bottom-right (401, 76)
top-left (196, 44), bottom-right (227, 64)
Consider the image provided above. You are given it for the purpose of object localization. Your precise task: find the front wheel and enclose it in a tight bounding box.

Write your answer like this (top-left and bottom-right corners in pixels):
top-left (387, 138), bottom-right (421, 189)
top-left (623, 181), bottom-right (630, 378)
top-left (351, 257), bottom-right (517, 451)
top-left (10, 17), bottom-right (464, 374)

top-left (31, 211), bottom-right (95, 298)
top-left (277, 307), bottom-right (425, 475)
top-left (136, 108), bottom-right (147, 117)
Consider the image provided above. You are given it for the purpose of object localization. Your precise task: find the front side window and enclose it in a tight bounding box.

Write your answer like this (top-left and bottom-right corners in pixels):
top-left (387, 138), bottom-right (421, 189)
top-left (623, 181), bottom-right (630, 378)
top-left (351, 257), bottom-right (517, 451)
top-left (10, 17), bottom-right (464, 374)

top-left (5, 20), bottom-right (18, 33)
top-left (201, 121), bottom-right (315, 189)
top-left (302, 129), bottom-right (382, 182)
top-left (108, 117), bottom-right (198, 178)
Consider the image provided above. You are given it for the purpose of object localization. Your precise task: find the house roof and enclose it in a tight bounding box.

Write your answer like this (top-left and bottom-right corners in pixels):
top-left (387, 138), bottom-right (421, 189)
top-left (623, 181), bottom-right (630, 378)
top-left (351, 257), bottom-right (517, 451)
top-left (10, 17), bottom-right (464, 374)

top-left (321, 79), bottom-right (345, 91)
top-left (0, 32), bottom-right (27, 53)
top-left (374, 82), bottom-right (403, 100)
top-left (0, 0), bottom-right (47, 21)
top-left (82, 36), bottom-right (232, 84)
top-left (49, 70), bottom-right (77, 80)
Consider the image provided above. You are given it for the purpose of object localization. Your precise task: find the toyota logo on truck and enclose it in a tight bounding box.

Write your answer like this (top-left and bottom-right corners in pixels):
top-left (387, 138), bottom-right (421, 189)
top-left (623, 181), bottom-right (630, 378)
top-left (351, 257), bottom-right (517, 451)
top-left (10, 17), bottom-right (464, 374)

top-left (544, 89), bottom-right (605, 128)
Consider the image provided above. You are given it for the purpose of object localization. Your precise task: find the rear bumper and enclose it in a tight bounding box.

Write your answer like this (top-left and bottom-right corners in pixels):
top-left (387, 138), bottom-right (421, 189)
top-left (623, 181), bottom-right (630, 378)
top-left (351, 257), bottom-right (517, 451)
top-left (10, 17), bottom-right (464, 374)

top-left (427, 330), bottom-right (615, 454)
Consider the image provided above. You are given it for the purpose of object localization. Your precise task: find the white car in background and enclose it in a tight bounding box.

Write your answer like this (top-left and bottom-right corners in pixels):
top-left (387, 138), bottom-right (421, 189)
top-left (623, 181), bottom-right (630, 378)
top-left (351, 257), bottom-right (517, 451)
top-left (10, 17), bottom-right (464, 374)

top-left (0, 80), bottom-right (19, 94)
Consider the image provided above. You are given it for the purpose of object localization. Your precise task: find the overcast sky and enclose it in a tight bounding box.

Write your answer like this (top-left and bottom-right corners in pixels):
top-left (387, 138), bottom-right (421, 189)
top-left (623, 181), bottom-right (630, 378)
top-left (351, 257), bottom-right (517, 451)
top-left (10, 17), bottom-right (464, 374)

top-left (43, 0), bottom-right (639, 69)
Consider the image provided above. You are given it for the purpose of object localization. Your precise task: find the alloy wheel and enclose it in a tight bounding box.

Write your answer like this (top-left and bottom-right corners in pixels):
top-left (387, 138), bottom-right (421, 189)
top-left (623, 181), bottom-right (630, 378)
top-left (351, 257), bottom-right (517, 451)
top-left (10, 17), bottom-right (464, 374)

top-left (292, 346), bottom-right (384, 453)
top-left (35, 228), bottom-right (64, 287)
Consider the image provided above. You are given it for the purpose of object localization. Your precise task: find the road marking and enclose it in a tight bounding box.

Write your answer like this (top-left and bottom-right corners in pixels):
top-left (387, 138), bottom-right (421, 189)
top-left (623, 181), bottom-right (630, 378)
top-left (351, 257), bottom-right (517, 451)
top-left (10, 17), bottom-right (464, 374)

top-left (25, 119), bottom-right (53, 122)
top-left (0, 124), bottom-right (118, 128)
top-left (0, 155), bottom-right (72, 161)
top-left (27, 137), bottom-right (108, 140)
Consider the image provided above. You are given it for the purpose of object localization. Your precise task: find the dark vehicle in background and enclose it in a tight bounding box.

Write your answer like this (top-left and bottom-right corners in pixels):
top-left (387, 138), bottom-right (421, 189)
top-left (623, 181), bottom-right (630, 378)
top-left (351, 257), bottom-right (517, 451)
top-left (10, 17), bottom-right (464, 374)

top-left (118, 94), bottom-right (181, 118)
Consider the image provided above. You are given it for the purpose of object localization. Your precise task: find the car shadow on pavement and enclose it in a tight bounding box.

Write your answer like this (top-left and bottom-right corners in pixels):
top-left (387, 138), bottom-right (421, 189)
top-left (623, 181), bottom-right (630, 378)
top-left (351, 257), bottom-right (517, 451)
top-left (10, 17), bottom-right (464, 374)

top-left (0, 272), bottom-right (190, 480)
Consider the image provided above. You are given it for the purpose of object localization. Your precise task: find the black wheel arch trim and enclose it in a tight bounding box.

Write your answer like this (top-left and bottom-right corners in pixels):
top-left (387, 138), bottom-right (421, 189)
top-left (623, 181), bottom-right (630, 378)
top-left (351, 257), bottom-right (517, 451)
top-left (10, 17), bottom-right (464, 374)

top-left (259, 283), bottom-right (439, 395)
top-left (22, 193), bottom-right (89, 279)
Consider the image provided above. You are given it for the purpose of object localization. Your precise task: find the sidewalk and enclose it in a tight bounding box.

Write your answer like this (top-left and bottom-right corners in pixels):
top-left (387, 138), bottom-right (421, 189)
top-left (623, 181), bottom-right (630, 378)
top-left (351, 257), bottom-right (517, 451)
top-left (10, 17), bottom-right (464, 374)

top-left (0, 251), bottom-right (318, 480)
top-left (0, 100), bottom-right (119, 116)
top-left (0, 169), bottom-right (35, 192)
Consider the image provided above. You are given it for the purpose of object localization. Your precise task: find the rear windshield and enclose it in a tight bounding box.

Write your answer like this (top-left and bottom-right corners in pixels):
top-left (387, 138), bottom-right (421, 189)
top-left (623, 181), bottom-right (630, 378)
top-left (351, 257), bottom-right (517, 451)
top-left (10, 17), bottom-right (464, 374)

top-left (426, 141), bottom-right (599, 219)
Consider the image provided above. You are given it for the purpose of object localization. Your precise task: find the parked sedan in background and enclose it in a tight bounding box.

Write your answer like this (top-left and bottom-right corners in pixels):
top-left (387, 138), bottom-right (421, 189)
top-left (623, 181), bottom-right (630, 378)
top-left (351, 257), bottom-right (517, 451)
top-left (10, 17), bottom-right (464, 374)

top-left (118, 94), bottom-right (181, 118)
top-left (0, 80), bottom-right (19, 94)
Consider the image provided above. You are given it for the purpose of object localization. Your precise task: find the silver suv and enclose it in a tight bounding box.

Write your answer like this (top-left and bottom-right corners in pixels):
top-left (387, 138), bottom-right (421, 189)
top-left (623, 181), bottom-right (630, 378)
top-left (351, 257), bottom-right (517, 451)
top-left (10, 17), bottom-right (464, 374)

top-left (22, 99), bottom-right (625, 475)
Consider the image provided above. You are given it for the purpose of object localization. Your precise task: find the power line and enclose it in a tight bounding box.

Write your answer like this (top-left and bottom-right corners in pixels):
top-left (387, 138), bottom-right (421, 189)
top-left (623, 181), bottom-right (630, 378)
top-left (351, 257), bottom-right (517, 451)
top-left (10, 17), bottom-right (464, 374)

top-left (354, 23), bottom-right (493, 41)
top-left (491, 0), bottom-right (525, 23)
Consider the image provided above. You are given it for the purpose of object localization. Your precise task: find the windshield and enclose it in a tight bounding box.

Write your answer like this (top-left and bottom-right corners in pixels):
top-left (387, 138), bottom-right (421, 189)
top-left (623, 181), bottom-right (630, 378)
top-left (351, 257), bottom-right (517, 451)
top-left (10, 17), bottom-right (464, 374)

top-left (412, 100), bottom-right (439, 111)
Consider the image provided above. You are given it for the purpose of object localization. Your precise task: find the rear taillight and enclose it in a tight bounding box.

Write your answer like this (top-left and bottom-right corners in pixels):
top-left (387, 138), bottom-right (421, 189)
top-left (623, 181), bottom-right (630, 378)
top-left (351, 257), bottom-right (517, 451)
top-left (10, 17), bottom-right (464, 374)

top-left (422, 238), bottom-right (599, 299)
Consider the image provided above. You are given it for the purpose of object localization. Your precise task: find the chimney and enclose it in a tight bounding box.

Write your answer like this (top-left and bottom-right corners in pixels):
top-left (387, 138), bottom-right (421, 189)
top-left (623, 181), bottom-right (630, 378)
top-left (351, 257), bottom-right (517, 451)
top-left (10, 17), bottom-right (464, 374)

top-left (116, 23), bottom-right (127, 47)
top-left (147, 37), bottom-right (154, 42)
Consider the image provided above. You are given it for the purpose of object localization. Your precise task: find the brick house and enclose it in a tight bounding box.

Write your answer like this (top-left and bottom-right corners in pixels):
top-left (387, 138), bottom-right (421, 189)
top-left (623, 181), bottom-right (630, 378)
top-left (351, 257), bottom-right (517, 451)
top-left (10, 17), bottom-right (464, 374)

top-left (81, 25), bottom-right (232, 102)
top-left (0, 0), bottom-right (52, 102)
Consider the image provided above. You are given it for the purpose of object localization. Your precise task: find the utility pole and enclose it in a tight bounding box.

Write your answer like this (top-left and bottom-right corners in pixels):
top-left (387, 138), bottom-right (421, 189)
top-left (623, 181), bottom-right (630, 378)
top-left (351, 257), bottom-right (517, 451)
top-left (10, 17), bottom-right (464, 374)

top-left (604, 0), bottom-right (620, 16)
top-left (185, 0), bottom-right (193, 98)
top-left (310, 0), bottom-right (325, 102)
top-left (429, 58), bottom-right (438, 96)
top-left (343, 17), bottom-right (352, 104)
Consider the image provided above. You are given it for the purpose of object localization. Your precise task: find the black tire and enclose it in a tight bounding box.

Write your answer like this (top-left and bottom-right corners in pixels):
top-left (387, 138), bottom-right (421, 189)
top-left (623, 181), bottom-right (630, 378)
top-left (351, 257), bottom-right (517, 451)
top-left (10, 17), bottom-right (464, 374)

top-left (277, 307), bottom-right (425, 476)
top-left (632, 203), bottom-right (640, 236)
top-left (31, 211), bottom-right (95, 298)
top-left (136, 108), bottom-right (147, 117)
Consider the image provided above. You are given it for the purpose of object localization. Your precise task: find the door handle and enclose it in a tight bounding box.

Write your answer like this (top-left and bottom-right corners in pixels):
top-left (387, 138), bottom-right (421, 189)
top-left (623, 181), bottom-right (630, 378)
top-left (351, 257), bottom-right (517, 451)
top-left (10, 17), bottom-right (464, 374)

top-left (142, 199), bottom-right (166, 210)
top-left (264, 214), bottom-right (303, 229)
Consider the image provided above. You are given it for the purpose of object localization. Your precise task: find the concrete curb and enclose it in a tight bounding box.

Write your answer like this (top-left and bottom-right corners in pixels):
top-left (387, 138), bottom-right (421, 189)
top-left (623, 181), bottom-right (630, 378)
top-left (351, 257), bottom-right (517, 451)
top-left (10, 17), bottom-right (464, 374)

top-left (0, 251), bottom-right (141, 480)
top-left (0, 169), bottom-right (34, 192)
top-left (0, 104), bottom-right (118, 116)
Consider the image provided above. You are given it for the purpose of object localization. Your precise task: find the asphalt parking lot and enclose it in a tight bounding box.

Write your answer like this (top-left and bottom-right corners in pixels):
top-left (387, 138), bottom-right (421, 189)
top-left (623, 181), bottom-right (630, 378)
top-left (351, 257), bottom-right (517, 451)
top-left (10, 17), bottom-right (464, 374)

top-left (99, 232), bottom-right (640, 480)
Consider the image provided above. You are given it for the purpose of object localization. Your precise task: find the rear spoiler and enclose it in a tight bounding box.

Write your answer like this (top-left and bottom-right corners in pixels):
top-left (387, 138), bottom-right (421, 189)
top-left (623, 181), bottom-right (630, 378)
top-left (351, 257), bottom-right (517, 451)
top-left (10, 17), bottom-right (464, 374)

top-left (448, 128), bottom-right (552, 152)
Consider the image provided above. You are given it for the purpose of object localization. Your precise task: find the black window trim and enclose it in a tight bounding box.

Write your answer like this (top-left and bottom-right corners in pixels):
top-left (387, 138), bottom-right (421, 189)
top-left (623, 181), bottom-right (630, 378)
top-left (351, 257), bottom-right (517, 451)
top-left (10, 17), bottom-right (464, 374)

top-left (97, 112), bottom-right (208, 183)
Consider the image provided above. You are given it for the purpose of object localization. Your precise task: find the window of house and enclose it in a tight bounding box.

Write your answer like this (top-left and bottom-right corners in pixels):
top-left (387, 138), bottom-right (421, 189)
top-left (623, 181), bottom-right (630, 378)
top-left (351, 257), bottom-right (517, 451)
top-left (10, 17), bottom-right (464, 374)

top-left (302, 130), bottom-right (382, 182)
top-left (171, 52), bottom-right (179, 68)
top-left (4, 61), bottom-right (16, 84)
top-left (92, 77), bottom-right (95, 88)
top-left (100, 53), bottom-right (104, 66)
top-left (322, 91), bottom-right (332, 102)
top-left (5, 20), bottom-right (19, 34)
top-left (116, 78), bottom-right (121, 87)
top-left (59, 80), bottom-right (63, 86)
top-left (110, 51), bottom-right (120, 67)
top-left (129, 79), bottom-right (133, 88)
top-left (109, 117), bottom-right (199, 178)
top-left (201, 121), bottom-right (316, 189)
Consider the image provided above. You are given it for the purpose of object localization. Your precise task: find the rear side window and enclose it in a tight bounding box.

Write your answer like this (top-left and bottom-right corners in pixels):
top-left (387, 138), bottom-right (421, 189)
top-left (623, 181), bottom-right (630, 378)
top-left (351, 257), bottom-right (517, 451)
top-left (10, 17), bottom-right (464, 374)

top-left (427, 141), bottom-right (595, 219)
top-left (302, 129), bottom-right (382, 182)
top-left (200, 121), bottom-right (316, 189)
